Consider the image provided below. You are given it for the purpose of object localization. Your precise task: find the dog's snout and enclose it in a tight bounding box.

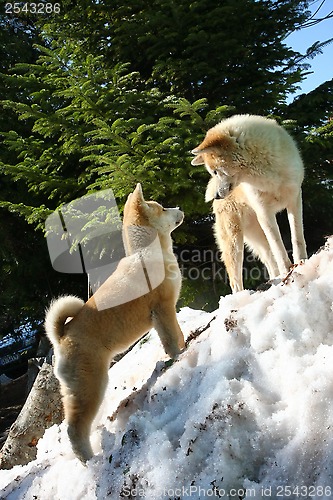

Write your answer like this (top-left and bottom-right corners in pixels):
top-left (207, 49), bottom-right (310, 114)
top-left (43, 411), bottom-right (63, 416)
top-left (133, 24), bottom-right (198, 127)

top-left (215, 183), bottom-right (232, 200)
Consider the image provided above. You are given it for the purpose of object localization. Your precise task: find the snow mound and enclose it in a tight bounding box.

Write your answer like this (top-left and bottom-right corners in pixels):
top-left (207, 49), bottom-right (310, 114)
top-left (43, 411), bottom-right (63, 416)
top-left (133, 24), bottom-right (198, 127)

top-left (1, 238), bottom-right (333, 499)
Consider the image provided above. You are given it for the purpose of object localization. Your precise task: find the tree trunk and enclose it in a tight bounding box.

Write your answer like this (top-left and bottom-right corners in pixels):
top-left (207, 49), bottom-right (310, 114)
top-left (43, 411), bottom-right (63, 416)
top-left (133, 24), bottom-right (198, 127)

top-left (0, 354), bottom-right (63, 469)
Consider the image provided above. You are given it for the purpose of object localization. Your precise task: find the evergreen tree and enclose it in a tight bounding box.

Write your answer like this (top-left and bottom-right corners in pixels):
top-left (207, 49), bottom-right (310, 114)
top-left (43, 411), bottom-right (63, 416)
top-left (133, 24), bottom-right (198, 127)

top-left (0, 0), bottom-right (332, 331)
top-left (286, 78), bottom-right (333, 126)
top-left (0, 9), bottom-right (49, 336)
top-left (0, 41), bottom-right (233, 228)
top-left (0, 0), bottom-right (316, 226)
top-left (44, 0), bottom-right (311, 113)
top-left (283, 81), bottom-right (333, 250)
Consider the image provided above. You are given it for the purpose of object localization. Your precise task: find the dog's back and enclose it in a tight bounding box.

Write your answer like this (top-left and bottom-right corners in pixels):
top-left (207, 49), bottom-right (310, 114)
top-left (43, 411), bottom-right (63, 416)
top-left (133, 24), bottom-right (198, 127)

top-left (198, 114), bottom-right (304, 189)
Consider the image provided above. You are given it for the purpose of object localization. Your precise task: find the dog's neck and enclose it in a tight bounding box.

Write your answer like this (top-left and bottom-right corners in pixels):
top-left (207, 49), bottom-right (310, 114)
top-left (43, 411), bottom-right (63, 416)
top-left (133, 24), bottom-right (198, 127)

top-left (158, 232), bottom-right (175, 258)
top-left (123, 225), bottom-right (169, 251)
top-left (123, 225), bottom-right (153, 254)
top-left (123, 225), bottom-right (175, 261)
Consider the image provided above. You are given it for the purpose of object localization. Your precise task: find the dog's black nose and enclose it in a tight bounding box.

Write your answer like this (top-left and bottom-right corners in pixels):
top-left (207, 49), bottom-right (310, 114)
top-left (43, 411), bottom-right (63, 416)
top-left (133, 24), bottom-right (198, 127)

top-left (214, 192), bottom-right (221, 200)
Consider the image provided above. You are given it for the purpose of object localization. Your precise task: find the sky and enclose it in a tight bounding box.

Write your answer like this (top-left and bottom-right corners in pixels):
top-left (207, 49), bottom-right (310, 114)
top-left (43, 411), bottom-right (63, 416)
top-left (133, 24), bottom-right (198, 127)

top-left (286, 0), bottom-right (333, 99)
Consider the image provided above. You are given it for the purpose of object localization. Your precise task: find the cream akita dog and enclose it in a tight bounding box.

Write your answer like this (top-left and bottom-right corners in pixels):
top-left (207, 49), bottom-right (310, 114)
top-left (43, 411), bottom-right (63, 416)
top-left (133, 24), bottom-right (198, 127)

top-left (191, 114), bottom-right (307, 292)
top-left (45, 184), bottom-right (185, 462)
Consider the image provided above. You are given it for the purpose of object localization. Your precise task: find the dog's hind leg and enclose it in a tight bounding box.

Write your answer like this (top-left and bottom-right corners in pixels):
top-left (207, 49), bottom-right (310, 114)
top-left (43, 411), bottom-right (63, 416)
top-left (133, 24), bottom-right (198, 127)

top-left (59, 358), bottom-right (109, 463)
top-left (243, 210), bottom-right (279, 279)
top-left (251, 203), bottom-right (292, 276)
top-left (287, 189), bottom-right (307, 263)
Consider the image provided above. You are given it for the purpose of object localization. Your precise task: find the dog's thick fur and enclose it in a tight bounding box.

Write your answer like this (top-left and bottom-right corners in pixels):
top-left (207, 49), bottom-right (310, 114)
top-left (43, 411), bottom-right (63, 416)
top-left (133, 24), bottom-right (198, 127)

top-left (191, 114), bottom-right (307, 292)
top-left (45, 184), bottom-right (185, 462)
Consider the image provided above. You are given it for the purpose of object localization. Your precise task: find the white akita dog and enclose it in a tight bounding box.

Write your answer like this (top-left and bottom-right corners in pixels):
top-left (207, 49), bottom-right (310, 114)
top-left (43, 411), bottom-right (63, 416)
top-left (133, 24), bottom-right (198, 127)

top-left (45, 184), bottom-right (185, 462)
top-left (191, 114), bottom-right (307, 292)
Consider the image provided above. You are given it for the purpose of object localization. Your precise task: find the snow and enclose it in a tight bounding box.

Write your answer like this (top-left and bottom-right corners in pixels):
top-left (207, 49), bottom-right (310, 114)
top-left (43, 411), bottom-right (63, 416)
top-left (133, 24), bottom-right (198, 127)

top-left (1, 238), bottom-right (333, 499)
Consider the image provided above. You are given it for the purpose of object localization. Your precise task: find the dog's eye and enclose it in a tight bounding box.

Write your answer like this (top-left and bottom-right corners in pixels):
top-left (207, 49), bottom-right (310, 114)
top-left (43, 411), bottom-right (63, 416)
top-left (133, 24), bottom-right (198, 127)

top-left (213, 170), bottom-right (218, 176)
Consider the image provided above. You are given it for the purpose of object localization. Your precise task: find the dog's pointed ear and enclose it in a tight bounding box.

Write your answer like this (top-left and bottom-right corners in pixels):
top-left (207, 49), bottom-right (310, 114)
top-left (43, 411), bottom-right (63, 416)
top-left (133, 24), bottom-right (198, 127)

top-left (125, 184), bottom-right (142, 205)
top-left (191, 146), bottom-right (216, 165)
top-left (131, 183), bottom-right (150, 210)
top-left (134, 183), bottom-right (144, 200)
top-left (193, 128), bottom-right (236, 156)
top-left (191, 152), bottom-right (205, 166)
top-left (130, 183), bottom-right (143, 201)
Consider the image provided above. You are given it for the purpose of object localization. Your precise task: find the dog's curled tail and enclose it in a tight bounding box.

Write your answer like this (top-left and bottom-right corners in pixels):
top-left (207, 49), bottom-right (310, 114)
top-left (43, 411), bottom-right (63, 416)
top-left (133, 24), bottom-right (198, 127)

top-left (45, 295), bottom-right (84, 346)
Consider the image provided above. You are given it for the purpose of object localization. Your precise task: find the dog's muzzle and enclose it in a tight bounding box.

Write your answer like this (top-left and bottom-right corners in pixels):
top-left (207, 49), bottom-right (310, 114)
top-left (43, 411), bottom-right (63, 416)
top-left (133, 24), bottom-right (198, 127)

top-left (215, 184), bottom-right (232, 200)
top-left (176, 210), bottom-right (184, 226)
